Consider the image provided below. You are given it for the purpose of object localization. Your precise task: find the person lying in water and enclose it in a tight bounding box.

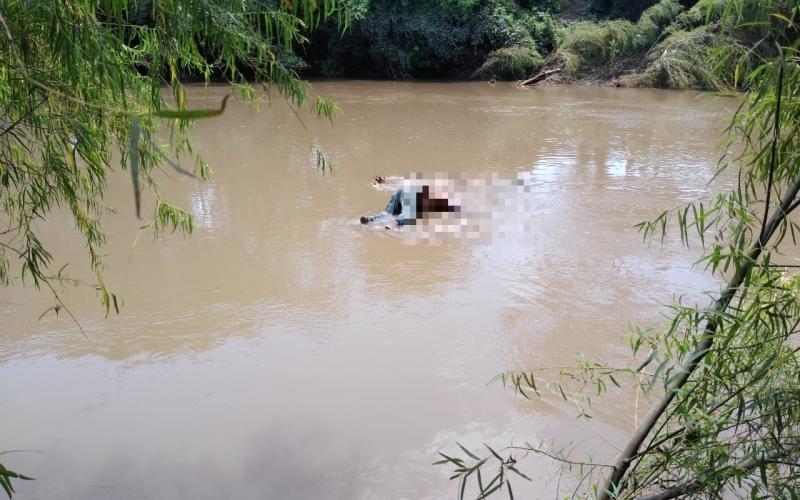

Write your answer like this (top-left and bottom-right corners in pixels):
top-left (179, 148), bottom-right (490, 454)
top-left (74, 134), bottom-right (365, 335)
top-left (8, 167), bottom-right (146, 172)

top-left (359, 188), bottom-right (402, 225)
top-left (360, 185), bottom-right (459, 227)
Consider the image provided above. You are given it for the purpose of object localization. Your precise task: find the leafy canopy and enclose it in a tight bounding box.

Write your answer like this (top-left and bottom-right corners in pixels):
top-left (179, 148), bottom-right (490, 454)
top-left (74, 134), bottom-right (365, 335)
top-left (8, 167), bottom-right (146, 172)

top-left (0, 0), bottom-right (350, 318)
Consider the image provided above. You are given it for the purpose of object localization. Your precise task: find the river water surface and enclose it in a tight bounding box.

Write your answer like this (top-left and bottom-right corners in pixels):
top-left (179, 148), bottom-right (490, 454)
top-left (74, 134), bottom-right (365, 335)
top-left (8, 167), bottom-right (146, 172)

top-left (1, 82), bottom-right (734, 499)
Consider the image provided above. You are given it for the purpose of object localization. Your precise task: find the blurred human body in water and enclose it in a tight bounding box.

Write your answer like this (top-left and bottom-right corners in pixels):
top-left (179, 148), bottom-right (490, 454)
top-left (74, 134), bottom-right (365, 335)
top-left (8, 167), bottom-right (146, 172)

top-left (361, 185), bottom-right (458, 227)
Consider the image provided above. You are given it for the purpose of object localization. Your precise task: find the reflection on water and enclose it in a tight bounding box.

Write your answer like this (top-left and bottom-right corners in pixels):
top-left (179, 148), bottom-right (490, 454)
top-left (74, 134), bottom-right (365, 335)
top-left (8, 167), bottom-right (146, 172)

top-left (0, 82), bottom-right (734, 499)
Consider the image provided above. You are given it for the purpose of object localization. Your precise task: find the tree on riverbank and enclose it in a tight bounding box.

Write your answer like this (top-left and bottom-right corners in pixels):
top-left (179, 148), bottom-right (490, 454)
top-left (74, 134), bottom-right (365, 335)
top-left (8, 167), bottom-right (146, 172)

top-left (293, 0), bottom-right (781, 90)
top-left (0, 0), bottom-right (350, 495)
top-left (440, 0), bottom-right (800, 498)
top-left (300, 0), bottom-right (562, 79)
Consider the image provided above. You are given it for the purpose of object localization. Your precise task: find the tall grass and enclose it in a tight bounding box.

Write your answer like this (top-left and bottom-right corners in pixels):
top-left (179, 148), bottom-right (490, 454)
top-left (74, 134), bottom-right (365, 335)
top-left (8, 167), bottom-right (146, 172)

top-left (638, 0), bottom-right (763, 89)
top-left (471, 46), bottom-right (544, 79)
top-left (638, 29), bottom-right (748, 89)
top-left (558, 0), bottom-right (684, 77)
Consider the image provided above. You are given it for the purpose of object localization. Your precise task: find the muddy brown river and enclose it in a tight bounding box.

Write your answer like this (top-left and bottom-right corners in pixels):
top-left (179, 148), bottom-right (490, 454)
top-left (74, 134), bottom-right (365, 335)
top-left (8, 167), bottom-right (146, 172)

top-left (1, 82), bottom-right (734, 499)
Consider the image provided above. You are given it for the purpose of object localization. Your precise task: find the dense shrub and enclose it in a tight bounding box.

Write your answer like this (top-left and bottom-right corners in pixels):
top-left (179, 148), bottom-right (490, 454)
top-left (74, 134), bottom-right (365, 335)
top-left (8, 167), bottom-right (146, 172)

top-left (637, 0), bottom-right (687, 35)
top-left (558, 0), bottom-right (684, 77)
top-left (668, 0), bottom-right (727, 30)
top-left (637, 28), bottom-right (725, 89)
top-left (519, 10), bottom-right (564, 53)
top-left (471, 45), bottom-right (544, 79)
top-left (596, 0), bottom-right (652, 19)
top-left (560, 20), bottom-right (639, 65)
top-left (298, 0), bottom-right (698, 81)
top-left (636, 0), bottom-right (778, 90)
top-left (301, 0), bottom-right (562, 79)
top-left (289, 0), bottom-right (781, 87)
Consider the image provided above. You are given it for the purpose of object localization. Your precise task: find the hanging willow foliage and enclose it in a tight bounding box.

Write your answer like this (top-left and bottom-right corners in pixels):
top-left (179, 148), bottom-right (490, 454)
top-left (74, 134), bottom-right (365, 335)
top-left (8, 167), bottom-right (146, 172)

top-left (0, 0), bottom-right (352, 494)
top-left (0, 0), bottom-right (350, 317)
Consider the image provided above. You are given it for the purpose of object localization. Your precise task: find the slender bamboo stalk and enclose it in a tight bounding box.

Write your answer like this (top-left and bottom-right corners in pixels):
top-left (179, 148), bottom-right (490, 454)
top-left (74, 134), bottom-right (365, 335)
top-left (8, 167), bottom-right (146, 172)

top-left (599, 172), bottom-right (800, 499)
top-left (598, 64), bottom-right (792, 497)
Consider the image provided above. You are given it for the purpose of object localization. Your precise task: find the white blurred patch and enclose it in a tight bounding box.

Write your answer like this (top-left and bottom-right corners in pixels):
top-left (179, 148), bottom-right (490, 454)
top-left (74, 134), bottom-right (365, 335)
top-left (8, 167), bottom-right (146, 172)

top-left (396, 172), bottom-right (537, 244)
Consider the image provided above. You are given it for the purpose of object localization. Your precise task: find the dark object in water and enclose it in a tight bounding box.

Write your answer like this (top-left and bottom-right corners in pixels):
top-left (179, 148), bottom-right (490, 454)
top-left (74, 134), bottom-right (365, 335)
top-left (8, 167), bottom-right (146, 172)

top-left (415, 185), bottom-right (459, 219)
top-left (385, 189), bottom-right (403, 216)
top-left (362, 186), bottom-right (459, 228)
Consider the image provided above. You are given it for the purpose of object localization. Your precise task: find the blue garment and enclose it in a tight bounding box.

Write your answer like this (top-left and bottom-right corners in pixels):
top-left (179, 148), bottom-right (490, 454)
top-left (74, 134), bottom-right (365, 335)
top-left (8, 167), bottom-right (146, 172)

top-left (385, 189), bottom-right (403, 216)
top-left (362, 188), bottom-right (417, 227)
top-left (385, 187), bottom-right (421, 220)
top-left (383, 189), bottom-right (415, 225)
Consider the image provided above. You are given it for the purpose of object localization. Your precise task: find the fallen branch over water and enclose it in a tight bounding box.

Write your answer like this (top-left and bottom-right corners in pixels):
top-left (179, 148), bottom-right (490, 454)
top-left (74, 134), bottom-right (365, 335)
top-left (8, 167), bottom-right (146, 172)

top-left (520, 67), bottom-right (563, 86)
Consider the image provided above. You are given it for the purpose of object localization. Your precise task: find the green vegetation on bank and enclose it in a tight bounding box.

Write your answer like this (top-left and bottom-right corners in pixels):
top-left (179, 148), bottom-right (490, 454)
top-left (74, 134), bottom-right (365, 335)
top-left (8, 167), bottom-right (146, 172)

top-left (556, 0), bottom-right (684, 80)
top-left (292, 0), bottom-right (787, 90)
top-left (300, 0), bottom-right (562, 79)
top-left (635, 0), bottom-right (772, 89)
top-left (471, 46), bottom-right (545, 80)
top-left (59, 0), bottom-right (782, 89)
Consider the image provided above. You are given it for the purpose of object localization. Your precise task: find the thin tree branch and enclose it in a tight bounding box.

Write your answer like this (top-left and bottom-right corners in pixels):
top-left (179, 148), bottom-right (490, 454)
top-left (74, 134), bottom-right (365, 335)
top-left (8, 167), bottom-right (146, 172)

top-left (0, 96), bottom-right (47, 139)
top-left (759, 53), bottom-right (784, 242)
top-left (0, 241), bottom-right (86, 337)
top-left (785, 197), bottom-right (800, 215)
top-left (634, 445), bottom-right (797, 500)
top-left (506, 446), bottom-right (614, 469)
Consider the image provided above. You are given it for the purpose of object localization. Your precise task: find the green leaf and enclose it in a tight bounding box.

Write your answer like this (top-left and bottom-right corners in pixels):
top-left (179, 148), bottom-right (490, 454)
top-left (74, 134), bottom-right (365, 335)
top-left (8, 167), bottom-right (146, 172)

top-left (0, 462), bottom-right (32, 499)
top-left (636, 351), bottom-right (656, 372)
top-left (0, 476), bottom-right (11, 498)
top-left (484, 444), bottom-right (503, 462)
top-left (129, 118), bottom-right (141, 219)
top-left (435, 453), bottom-right (464, 467)
top-left (770, 13), bottom-right (795, 27)
top-left (507, 465), bottom-right (531, 481)
top-left (457, 443), bottom-right (480, 461)
top-left (148, 139), bottom-right (199, 180)
top-left (151, 95), bottom-right (230, 120)
top-left (477, 474), bottom-right (503, 500)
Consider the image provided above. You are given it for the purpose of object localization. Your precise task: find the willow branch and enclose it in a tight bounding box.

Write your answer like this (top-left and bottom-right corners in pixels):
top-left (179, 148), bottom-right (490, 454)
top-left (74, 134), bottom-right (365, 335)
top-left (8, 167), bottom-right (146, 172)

top-left (0, 241), bottom-right (86, 337)
top-left (759, 54), bottom-right (784, 242)
top-left (0, 96), bottom-right (47, 139)
top-left (598, 168), bottom-right (800, 500)
top-left (634, 445), bottom-right (797, 500)
top-left (506, 446), bottom-right (614, 469)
